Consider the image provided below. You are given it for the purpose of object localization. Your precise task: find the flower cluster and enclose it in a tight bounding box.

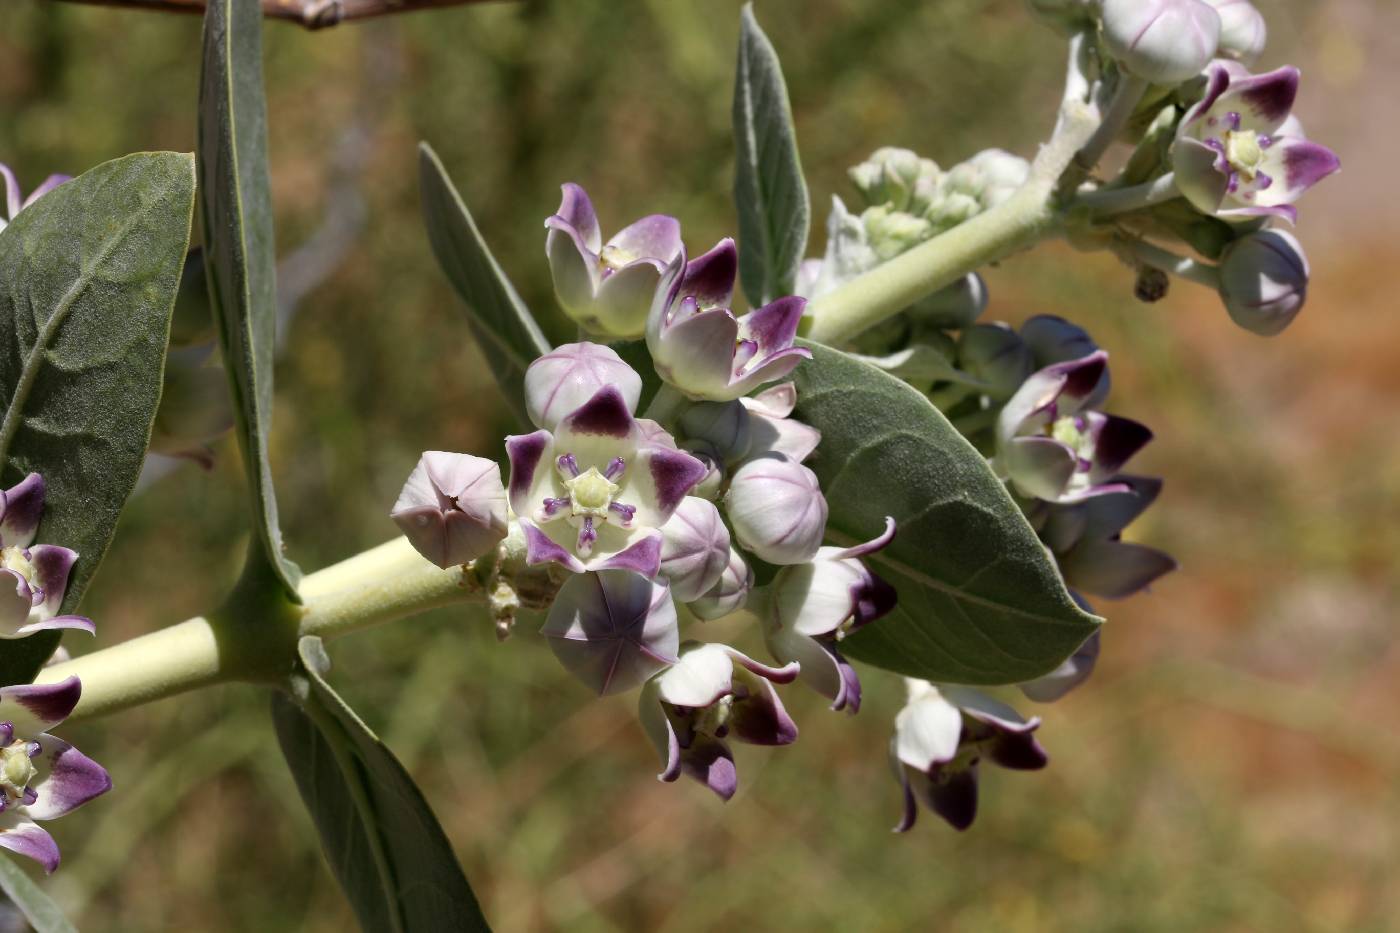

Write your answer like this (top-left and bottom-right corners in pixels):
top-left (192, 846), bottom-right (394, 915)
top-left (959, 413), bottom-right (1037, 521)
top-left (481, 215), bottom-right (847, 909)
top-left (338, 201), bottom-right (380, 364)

top-left (0, 474), bottom-right (110, 872)
top-left (1084, 0), bottom-right (1339, 336)
top-left (396, 185), bottom-right (901, 801)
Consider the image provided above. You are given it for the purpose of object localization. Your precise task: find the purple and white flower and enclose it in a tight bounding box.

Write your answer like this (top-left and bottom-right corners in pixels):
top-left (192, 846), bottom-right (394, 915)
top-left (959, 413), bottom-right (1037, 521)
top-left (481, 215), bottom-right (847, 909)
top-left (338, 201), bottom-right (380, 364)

top-left (1018, 315), bottom-right (1110, 410)
top-left (0, 165), bottom-right (70, 234)
top-left (639, 642), bottom-right (798, 801)
top-left (890, 680), bottom-right (1047, 832)
top-left (1173, 63), bottom-right (1340, 225)
top-left (763, 518), bottom-right (898, 714)
top-left (545, 183), bottom-right (683, 339)
top-left (657, 497), bottom-right (732, 603)
top-left (1, 474), bottom-right (94, 640)
top-left (957, 323), bottom-right (1035, 401)
top-left (524, 342), bottom-right (644, 431)
top-left (506, 385), bottom-right (708, 577)
top-left (391, 452), bottom-right (508, 569)
top-left (993, 352), bottom-right (1152, 504)
top-left (724, 454), bottom-right (828, 565)
top-left (1100, 0), bottom-right (1221, 85)
top-left (1217, 228), bottom-right (1309, 336)
top-left (540, 570), bottom-right (679, 696)
top-left (646, 239), bottom-right (812, 401)
top-left (0, 677), bottom-right (111, 873)
top-left (1035, 475), bottom-right (1178, 600)
top-left (738, 382), bottom-right (822, 465)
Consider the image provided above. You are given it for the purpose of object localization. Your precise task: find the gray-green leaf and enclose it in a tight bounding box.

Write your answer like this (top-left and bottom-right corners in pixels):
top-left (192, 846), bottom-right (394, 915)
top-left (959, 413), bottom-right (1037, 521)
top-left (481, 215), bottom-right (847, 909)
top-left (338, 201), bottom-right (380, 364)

top-left (733, 3), bottom-right (810, 307)
top-left (419, 142), bottom-right (551, 429)
top-left (0, 152), bottom-right (196, 687)
top-left (199, 0), bottom-right (300, 598)
top-left (272, 636), bottom-right (489, 933)
top-left (0, 854), bottom-right (77, 933)
top-left (791, 340), bottom-right (1101, 684)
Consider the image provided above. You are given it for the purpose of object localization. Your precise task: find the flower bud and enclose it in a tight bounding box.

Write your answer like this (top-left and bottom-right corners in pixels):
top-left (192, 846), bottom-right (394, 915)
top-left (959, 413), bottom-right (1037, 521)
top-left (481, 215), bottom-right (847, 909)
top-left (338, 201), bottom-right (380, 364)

top-left (725, 455), bottom-right (828, 565)
top-left (849, 147), bottom-right (940, 212)
top-left (1018, 315), bottom-right (1110, 409)
top-left (677, 399), bottom-right (752, 465)
top-left (1217, 229), bottom-right (1308, 336)
top-left (540, 570), bottom-right (679, 696)
top-left (687, 545), bottom-right (753, 621)
top-left (658, 497), bottom-right (732, 602)
top-left (392, 452), bottom-right (508, 568)
top-left (957, 323), bottom-right (1034, 400)
top-left (524, 342), bottom-right (643, 431)
top-left (680, 441), bottom-right (725, 500)
top-left (863, 206), bottom-right (934, 262)
top-left (1101, 0), bottom-right (1221, 85)
top-left (907, 273), bottom-right (988, 331)
top-left (1202, 0), bottom-right (1266, 64)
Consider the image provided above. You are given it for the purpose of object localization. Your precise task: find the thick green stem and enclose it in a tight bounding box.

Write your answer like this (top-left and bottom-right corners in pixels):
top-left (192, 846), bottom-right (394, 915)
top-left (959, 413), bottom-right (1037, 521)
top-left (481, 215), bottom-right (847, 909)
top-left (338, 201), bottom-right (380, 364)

top-left (805, 103), bottom-right (1100, 347)
top-left (36, 537), bottom-right (486, 721)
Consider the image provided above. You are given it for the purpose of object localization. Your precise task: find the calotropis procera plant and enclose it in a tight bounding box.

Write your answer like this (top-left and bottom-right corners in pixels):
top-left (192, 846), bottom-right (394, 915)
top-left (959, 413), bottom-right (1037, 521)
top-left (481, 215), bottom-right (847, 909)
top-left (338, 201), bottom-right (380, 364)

top-left (0, 0), bottom-right (1341, 927)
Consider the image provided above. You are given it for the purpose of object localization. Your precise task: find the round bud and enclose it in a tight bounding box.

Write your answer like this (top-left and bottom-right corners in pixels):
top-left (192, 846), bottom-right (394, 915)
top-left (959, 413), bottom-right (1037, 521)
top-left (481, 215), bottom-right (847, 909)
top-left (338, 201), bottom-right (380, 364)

top-left (687, 545), bottom-right (754, 621)
top-left (524, 342), bottom-right (642, 431)
top-left (1019, 315), bottom-right (1110, 409)
top-left (908, 273), bottom-right (988, 331)
top-left (957, 323), bottom-right (1034, 400)
top-left (391, 451), bottom-right (509, 568)
top-left (1201, 0), bottom-right (1266, 64)
top-left (677, 399), bottom-right (752, 464)
top-left (1101, 0), bottom-right (1222, 85)
top-left (658, 497), bottom-right (732, 602)
top-left (540, 570), bottom-right (679, 696)
top-left (1218, 229), bottom-right (1309, 337)
top-left (725, 455), bottom-right (828, 565)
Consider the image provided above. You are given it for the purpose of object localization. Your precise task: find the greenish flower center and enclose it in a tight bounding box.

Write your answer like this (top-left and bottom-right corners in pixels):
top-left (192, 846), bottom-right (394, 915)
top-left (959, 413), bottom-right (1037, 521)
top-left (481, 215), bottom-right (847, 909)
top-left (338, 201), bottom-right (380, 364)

top-left (1224, 129), bottom-right (1265, 180)
top-left (1, 743), bottom-right (36, 800)
top-left (0, 546), bottom-right (36, 589)
top-left (565, 467), bottom-right (618, 515)
top-left (598, 244), bottom-right (638, 272)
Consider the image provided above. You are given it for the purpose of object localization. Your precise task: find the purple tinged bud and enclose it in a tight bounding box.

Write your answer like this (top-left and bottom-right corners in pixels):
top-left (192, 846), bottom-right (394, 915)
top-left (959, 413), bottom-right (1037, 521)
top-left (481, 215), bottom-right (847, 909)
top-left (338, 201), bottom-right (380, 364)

top-left (391, 452), bottom-right (508, 568)
top-left (540, 570), bottom-right (680, 696)
top-left (1202, 0), bottom-right (1266, 64)
top-left (657, 498), bottom-right (732, 602)
top-left (1217, 229), bottom-right (1309, 336)
top-left (957, 323), bottom-right (1034, 400)
top-left (908, 273), bottom-right (988, 331)
top-left (677, 399), bottom-right (752, 464)
top-left (524, 342), bottom-right (644, 431)
top-left (687, 545), bottom-right (753, 621)
top-left (1018, 315), bottom-right (1110, 409)
top-left (724, 455), bottom-right (828, 565)
top-left (1101, 0), bottom-right (1222, 85)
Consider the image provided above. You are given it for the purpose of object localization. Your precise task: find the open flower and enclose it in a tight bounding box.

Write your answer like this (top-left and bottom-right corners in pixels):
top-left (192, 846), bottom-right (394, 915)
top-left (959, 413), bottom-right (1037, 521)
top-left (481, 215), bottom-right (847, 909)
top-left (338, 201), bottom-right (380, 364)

top-left (639, 642), bottom-right (799, 800)
top-left (1173, 63), bottom-right (1340, 224)
top-left (506, 385), bottom-right (708, 577)
top-left (994, 352), bottom-right (1152, 504)
top-left (0, 165), bottom-right (70, 233)
top-left (738, 382), bottom-right (822, 465)
top-left (646, 239), bottom-right (811, 401)
top-left (891, 681), bottom-right (1047, 832)
top-left (545, 183), bottom-right (683, 339)
top-left (1036, 475), bottom-right (1177, 600)
top-left (1, 474), bottom-right (94, 640)
top-left (763, 518), bottom-right (897, 714)
top-left (0, 677), bottom-right (111, 873)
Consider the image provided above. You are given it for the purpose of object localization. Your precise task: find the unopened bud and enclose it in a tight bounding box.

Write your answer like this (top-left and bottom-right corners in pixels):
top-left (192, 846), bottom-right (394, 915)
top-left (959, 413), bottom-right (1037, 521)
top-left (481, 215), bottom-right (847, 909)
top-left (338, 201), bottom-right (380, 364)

top-left (849, 147), bottom-right (940, 212)
top-left (957, 323), bottom-right (1034, 400)
top-left (392, 452), bottom-right (509, 568)
top-left (1101, 0), bottom-right (1221, 85)
top-left (908, 273), bottom-right (988, 331)
top-left (1217, 229), bottom-right (1308, 336)
top-left (1202, 0), bottom-right (1266, 64)
top-left (687, 545), bottom-right (754, 621)
top-left (524, 342), bottom-right (643, 431)
top-left (677, 399), bottom-right (752, 465)
top-left (541, 570), bottom-right (679, 695)
top-left (725, 455), bottom-right (828, 566)
top-left (658, 497), bottom-right (732, 602)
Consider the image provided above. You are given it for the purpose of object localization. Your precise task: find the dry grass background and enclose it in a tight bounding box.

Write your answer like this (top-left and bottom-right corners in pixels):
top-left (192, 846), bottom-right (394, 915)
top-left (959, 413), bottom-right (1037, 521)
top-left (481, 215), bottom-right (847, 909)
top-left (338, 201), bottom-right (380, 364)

top-left (0, 0), bottom-right (1397, 929)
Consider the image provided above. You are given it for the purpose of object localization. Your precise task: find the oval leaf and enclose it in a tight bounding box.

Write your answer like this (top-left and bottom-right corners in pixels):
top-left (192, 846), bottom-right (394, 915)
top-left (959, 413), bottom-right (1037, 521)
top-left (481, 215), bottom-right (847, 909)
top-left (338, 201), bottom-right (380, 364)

top-left (198, 0), bottom-right (301, 597)
top-left (732, 3), bottom-right (810, 307)
top-left (419, 142), bottom-right (551, 429)
top-left (0, 854), bottom-right (77, 933)
top-left (791, 340), bottom-right (1101, 684)
top-left (0, 152), bottom-right (196, 686)
top-left (273, 636), bottom-right (489, 933)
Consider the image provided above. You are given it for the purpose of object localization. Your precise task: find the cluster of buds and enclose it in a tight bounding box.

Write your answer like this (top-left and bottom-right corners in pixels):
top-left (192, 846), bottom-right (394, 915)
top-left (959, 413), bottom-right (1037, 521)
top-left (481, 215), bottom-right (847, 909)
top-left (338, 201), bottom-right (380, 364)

top-left (394, 184), bottom-right (903, 801)
top-left (1061, 0), bottom-right (1338, 336)
top-left (0, 474), bottom-right (111, 871)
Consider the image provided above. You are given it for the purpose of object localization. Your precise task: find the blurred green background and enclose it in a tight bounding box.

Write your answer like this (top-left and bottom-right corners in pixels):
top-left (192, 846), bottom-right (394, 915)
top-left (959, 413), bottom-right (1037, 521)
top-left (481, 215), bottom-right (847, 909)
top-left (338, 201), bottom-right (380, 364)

top-left (2, 0), bottom-right (1398, 929)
